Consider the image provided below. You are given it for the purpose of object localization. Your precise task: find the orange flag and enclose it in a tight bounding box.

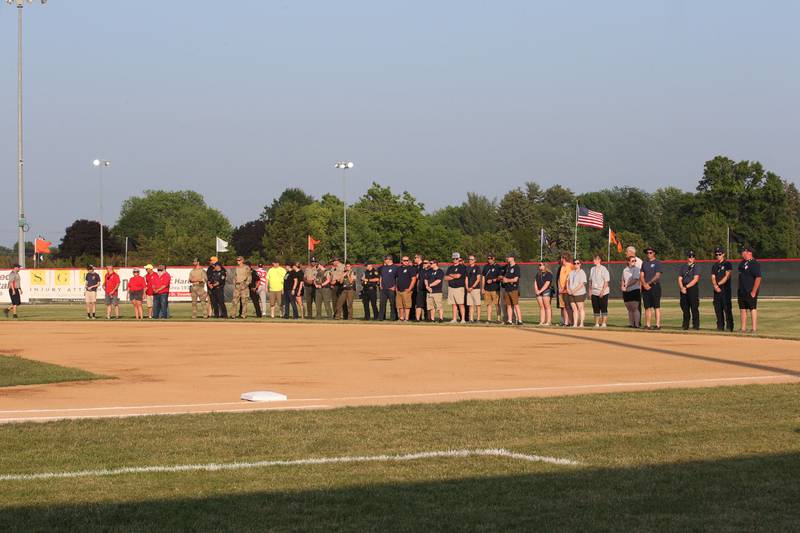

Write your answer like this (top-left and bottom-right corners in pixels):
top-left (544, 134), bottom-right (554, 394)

top-left (308, 235), bottom-right (321, 251)
top-left (609, 229), bottom-right (623, 253)
top-left (35, 237), bottom-right (52, 254)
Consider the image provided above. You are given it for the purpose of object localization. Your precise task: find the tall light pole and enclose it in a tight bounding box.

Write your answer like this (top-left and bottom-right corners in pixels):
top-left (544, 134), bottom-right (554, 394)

top-left (7, 0), bottom-right (48, 267)
top-left (334, 161), bottom-right (353, 262)
top-left (92, 159), bottom-right (111, 268)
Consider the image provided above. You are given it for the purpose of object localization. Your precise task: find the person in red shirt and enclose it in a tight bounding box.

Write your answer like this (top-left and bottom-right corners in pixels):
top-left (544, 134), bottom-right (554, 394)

top-left (144, 264), bottom-right (158, 319)
top-left (103, 265), bottom-right (121, 319)
top-left (127, 267), bottom-right (146, 320)
top-left (152, 264), bottom-right (171, 319)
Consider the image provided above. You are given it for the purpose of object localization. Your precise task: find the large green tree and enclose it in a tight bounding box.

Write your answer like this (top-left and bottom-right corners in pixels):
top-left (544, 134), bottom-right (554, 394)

top-left (114, 190), bottom-right (232, 264)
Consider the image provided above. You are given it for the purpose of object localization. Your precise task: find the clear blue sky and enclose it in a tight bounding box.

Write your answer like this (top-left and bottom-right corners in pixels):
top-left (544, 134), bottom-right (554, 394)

top-left (1, 0), bottom-right (799, 246)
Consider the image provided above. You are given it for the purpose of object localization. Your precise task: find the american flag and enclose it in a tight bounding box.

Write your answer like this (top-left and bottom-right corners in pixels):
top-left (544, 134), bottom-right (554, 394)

top-left (577, 206), bottom-right (604, 229)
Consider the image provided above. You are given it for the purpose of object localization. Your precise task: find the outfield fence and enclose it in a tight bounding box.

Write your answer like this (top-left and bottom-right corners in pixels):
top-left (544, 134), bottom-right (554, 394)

top-left (1, 259), bottom-right (798, 304)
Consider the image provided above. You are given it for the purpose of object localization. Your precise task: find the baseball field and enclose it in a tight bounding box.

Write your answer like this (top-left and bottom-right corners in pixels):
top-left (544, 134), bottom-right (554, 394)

top-left (1, 299), bottom-right (799, 531)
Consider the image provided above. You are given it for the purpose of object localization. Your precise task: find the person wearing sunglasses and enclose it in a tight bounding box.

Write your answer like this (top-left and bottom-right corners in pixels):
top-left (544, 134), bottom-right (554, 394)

top-left (481, 255), bottom-right (503, 324)
top-left (710, 247), bottom-right (733, 332)
top-left (639, 247), bottom-right (663, 330)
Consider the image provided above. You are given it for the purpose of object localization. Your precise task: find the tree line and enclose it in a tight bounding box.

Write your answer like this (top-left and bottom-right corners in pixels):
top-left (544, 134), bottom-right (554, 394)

top-left (4, 155), bottom-right (797, 268)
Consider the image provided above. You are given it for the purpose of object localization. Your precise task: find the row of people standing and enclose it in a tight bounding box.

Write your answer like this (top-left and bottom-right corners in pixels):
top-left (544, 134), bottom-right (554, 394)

top-left (550, 245), bottom-right (762, 333)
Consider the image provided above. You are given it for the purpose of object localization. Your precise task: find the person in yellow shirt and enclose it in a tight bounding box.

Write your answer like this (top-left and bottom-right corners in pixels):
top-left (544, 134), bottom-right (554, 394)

top-left (266, 260), bottom-right (287, 318)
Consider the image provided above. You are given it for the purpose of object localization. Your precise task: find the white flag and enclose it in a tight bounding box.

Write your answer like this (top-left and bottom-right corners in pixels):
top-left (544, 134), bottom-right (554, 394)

top-left (215, 237), bottom-right (229, 253)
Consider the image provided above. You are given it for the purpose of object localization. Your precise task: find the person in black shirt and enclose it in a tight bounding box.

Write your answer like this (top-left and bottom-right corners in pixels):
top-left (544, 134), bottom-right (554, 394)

top-left (361, 263), bottom-right (380, 320)
top-left (710, 247), bottom-right (734, 331)
top-left (737, 246), bottom-right (762, 333)
top-left (639, 247), bottom-right (663, 330)
top-left (245, 262), bottom-right (262, 318)
top-left (678, 251), bottom-right (700, 330)
top-left (208, 263), bottom-right (228, 318)
top-left (283, 262), bottom-right (299, 319)
top-left (501, 255), bottom-right (522, 325)
top-left (445, 253), bottom-right (468, 323)
top-left (465, 255), bottom-right (482, 322)
top-left (378, 255), bottom-right (398, 321)
top-left (534, 262), bottom-right (553, 325)
top-left (395, 256), bottom-right (418, 321)
top-left (425, 259), bottom-right (446, 322)
top-left (415, 258), bottom-right (430, 322)
top-left (481, 255), bottom-right (503, 324)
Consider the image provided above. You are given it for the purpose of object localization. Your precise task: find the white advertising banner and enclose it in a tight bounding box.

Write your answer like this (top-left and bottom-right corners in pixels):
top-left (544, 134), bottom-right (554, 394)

top-left (0, 267), bottom-right (195, 302)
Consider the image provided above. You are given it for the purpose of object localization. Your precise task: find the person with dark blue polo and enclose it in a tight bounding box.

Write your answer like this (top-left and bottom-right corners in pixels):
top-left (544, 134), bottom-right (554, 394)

top-left (678, 251), bottom-right (700, 330)
top-left (481, 255), bottom-right (503, 323)
top-left (639, 247), bottom-right (663, 330)
top-left (445, 252), bottom-right (468, 323)
top-left (737, 246), bottom-right (762, 334)
top-left (378, 254), bottom-right (399, 321)
top-left (710, 246), bottom-right (734, 332)
top-left (395, 256), bottom-right (418, 322)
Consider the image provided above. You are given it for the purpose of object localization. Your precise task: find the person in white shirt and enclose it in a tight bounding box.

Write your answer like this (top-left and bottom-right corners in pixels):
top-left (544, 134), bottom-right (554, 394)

top-left (589, 255), bottom-right (611, 328)
top-left (567, 259), bottom-right (587, 328)
top-left (621, 256), bottom-right (641, 328)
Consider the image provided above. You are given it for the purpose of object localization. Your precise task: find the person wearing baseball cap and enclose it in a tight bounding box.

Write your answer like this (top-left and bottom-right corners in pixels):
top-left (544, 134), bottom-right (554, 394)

top-left (378, 254), bottom-right (398, 321)
top-left (144, 264), bottom-right (158, 319)
top-left (445, 252), bottom-right (467, 323)
top-left (737, 246), bottom-right (762, 333)
top-left (84, 265), bottom-right (101, 319)
top-left (639, 247), bottom-right (663, 330)
top-left (678, 250), bottom-right (701, 330)
top-left (710, 246), bottom-right (734, 332)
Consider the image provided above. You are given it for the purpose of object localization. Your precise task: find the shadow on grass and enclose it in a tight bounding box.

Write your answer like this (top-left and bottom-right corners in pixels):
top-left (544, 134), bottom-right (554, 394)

top-left (2, 453), bottom-right (799, 532)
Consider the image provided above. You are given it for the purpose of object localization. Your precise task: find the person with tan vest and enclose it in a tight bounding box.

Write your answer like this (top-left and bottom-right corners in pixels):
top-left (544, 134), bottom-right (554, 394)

top-left (188, 258), bottom-right (209, 319)
top-left (229, 256), bottom-right (252, 319)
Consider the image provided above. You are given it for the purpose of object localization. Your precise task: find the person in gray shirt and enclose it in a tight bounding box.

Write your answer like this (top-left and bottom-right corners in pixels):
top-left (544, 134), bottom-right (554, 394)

top-left (4, 264), bottom-right (22, 319)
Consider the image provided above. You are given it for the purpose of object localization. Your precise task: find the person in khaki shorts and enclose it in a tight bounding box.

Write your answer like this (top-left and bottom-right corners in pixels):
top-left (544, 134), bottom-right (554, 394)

top-left (188, 258), bottom-right (208, 319)
top-left (501, 254), bottom-right (523, 325)
top-left (394, 256), bottom-right (418, 321)
top-left (425, 259), bottom-right (446, 322)
top-left (266, 259), bottom-right (287, 318)
top-left (445, 252), bottom-right (468, 323)
top-left (229, 256), bottom-right (252, 319)
top-left (481, 255), bottom-right (502, 323)
top-left (465, 255), bottom-right (482, 322)
top-left (84, 265), bottom-right (101, 319)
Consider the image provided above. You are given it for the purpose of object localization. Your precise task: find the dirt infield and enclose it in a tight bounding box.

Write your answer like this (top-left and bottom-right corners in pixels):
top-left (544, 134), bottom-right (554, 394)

top-left (0, 322), bottom-right (798, 423)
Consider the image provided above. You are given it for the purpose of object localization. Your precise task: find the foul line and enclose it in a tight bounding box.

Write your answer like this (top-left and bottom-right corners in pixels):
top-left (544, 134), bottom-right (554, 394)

top-left (0, 448), bottom-right (580, 481)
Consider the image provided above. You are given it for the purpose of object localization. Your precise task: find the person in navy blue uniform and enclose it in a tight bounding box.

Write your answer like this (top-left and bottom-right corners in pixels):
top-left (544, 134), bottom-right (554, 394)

top-left (678, 251), bottom-right (700, 330)
top-left (414, 257), bottom-right (430, 322)
top-left (639, 247), bottom-right (663, 330)
top-left (500, 255), bottom-right (522, 325)
top-left (710, 247), bottom-right (734, 331)
top-left (464, 255), bottom-right (482, 322)
top-left (360, 262), bottom-right (380, 321)
top-left (395, 256), bottom-right (418, 321)
top-left (445, 253), bottom-right (468, 323)
top-left (378, 255), bottom-right (399, 321)
top-left (481, 255), bottom-right (503, 323)
top-left (425, 259), bottom-right (446, 322)
top-left (737, 246), bottom-right (762, 333)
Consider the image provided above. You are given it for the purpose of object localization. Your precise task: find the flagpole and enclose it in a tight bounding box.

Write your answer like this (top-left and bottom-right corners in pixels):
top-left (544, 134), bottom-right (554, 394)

top-left (540, 228), bottom-right (543, 262)
top-left (573, 201), bottom-right (578, 259)
top-left (726, 226), bottom-right (730, 257)
top-left (607, 227), bottom-right (611, 263)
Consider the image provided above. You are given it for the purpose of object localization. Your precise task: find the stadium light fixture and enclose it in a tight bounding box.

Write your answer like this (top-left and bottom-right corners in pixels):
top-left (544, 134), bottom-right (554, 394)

top-left (6, 0), bottom-right (48, 266)
top-left (334, 161), bottom-right (354, 262)
top-left (92, 159), bottom-right (111, 268)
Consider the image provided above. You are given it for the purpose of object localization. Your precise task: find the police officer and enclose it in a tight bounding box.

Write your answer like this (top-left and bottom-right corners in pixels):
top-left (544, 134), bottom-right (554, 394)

top-left (247, 261), bottom-right (263, 318)
top-left (314, 260), bottom-right (333, 319)
top-left (304, 258), bottom-right (319, 318)
top-left (361, 262), bottom-right (380, 320)
top-left (738, 246), bottom-right (762, 334)
top-left (330, 258), bottom-right (346, 318)
top-left (208, 262), bottom-right (228, 318)
top-left (230, 256), bottom-right (252, 319)
top-left (206, 256), bottom-right (218, 318)
top-left (378, 255), bottom-right (399, 321)
top-left (188, 258), bottom-right (209, 319)
top-left (335, 262), bottom-right (357, 320)
top-left (710, 246), bottom-right (734, 332)
top-left (678, 251), bottom-right (700, 330)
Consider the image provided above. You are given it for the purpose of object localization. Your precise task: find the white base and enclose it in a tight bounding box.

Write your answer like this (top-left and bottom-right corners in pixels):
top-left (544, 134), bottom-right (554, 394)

top-left (240, 391), bottom-right (288, 402)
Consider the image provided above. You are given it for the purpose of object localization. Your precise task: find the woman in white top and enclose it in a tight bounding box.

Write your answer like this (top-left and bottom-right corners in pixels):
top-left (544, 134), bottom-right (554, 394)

top-left (567, 259), bottom-right (587, 327)
top-left (621, 256), bottom-right (641, 328)
top-left (589, 255), bottom-right (611, 328)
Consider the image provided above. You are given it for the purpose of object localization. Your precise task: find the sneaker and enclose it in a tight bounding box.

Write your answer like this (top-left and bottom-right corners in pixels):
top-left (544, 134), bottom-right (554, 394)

top-left (517, 321), bottom-right (523, 326)
top-left (450, 319), bottom-right (458, 323)
top-left (460, 320), bottom-right (466, 324)
top-left (594, 324), bottom-right (601, 328)
top-left (506, 321), bottom-right (513, 325)
top-left (601, 324), bottom-right (607, 328)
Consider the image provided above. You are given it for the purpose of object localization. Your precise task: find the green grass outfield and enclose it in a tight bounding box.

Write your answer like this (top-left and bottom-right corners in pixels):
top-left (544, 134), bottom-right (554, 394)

top-left (0, 355), bottom-right (107, 388)
top-left (7, 298), bottom-right (800, 339)
top-left (1, 384), bottom-right (799, 531)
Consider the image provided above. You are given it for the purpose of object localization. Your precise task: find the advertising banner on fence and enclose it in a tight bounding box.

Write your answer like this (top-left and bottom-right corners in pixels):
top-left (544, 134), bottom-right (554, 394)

top-left (0, 268), bottom-right (195, 303)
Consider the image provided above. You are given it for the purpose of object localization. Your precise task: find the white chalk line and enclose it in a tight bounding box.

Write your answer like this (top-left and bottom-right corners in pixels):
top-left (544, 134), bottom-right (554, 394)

top-left (0, 374), bottom-right (793, 417)
top-left (0, 448), bottom-right (580, 482)
top-left (0, 405), bottom-right (332, 424)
